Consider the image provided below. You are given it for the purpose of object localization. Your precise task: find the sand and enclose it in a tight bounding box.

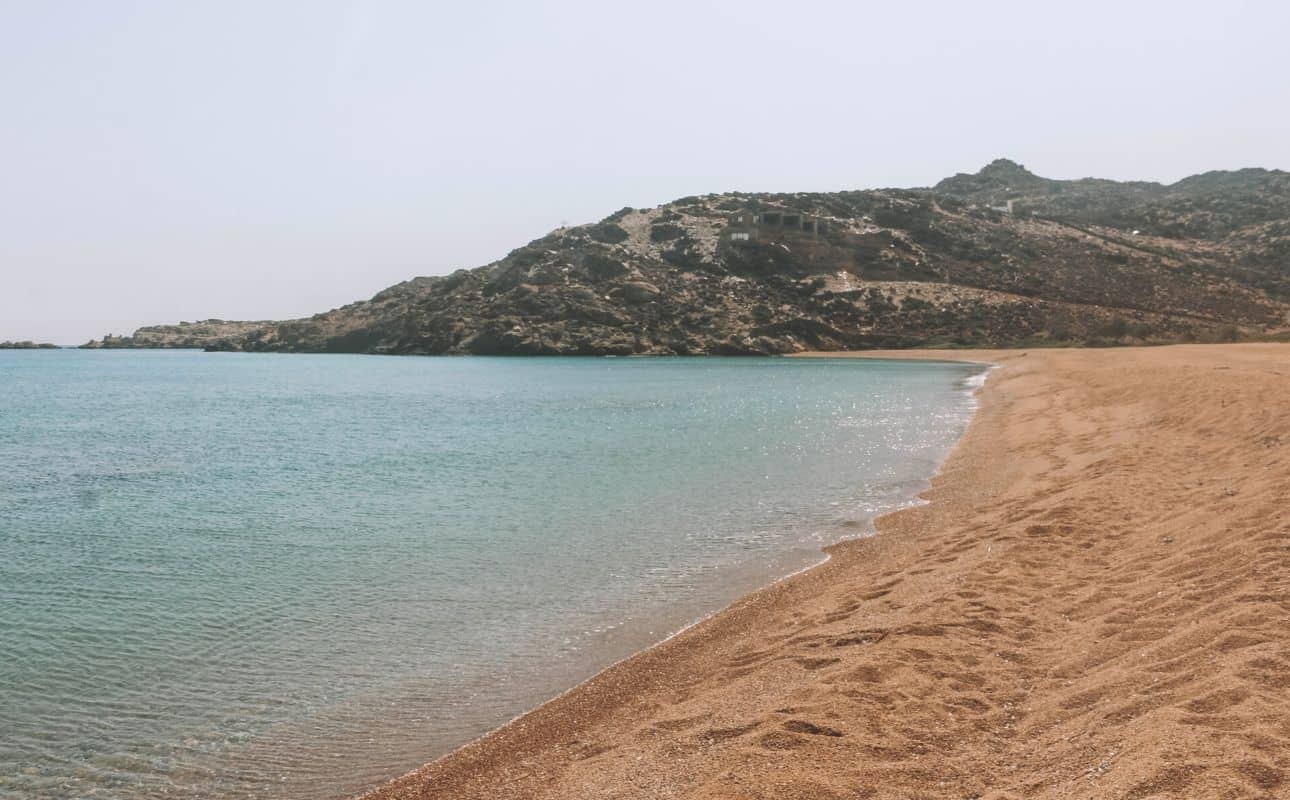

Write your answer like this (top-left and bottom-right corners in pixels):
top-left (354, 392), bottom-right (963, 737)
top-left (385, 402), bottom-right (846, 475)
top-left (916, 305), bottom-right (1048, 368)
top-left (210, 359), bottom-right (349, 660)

top-left (360, 344), bottom-right (1289, 800)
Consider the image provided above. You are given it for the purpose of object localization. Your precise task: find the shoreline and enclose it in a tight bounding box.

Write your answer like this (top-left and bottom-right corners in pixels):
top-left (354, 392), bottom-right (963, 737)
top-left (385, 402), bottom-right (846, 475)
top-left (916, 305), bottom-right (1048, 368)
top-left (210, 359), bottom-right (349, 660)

top-left (360, 344), bottom-right (1290, 800)
top-left (353, 354), bottom-right (997, 798)
top-left (355, 351), bottom-right (1002, 798)
top-left (345, 355), bottom-right (988, 792)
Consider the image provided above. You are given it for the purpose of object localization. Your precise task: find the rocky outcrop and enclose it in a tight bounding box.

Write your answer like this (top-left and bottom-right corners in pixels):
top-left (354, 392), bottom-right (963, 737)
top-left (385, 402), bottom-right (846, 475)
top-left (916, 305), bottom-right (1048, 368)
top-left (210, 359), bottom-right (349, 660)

top-left (92, 161), bottom-right (1290, 355)
top-left (0, 340), bottom-right (59, 349)
top-left (81, 320), bottom-right (271, 349)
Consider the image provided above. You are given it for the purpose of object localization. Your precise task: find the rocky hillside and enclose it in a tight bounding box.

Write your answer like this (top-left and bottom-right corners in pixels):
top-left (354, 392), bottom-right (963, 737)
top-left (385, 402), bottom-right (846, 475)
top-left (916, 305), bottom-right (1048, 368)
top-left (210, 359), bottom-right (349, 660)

top-left (87, 161), bottom-right (1290, 355)
top-left (82, 320), bottom-right (271, 349)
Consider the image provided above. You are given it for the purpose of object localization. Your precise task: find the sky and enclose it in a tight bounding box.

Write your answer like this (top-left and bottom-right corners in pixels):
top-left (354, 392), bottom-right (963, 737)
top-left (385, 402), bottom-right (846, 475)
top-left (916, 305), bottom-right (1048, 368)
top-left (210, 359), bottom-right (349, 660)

top-left (2, 0), bottom-right (1288, 344)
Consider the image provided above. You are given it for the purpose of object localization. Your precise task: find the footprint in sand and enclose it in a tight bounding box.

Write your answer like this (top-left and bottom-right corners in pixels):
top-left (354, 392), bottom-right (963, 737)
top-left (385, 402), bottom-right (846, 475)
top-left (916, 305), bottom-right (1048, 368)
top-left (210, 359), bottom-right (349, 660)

top-left (782, 719), bottom-right (845, 737)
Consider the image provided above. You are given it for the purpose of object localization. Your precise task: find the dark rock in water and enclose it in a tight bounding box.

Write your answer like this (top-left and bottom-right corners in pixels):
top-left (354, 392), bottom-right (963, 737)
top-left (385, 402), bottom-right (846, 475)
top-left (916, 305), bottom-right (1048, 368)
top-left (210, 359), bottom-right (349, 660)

top-left (90, 160), bottom-right (1290, 355)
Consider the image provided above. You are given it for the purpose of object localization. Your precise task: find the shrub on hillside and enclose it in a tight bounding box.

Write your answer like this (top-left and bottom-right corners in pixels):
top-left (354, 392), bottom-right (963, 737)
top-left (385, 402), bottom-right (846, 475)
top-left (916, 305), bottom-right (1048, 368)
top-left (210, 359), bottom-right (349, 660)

top-left (588, 223), bottom-right (629, 244)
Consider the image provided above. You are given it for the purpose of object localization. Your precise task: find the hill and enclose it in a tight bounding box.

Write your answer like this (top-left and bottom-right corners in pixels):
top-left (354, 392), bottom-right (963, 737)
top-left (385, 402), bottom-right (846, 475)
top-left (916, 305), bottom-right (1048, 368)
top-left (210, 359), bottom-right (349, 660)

top-left (84, 161), bottom-right (1290, 354)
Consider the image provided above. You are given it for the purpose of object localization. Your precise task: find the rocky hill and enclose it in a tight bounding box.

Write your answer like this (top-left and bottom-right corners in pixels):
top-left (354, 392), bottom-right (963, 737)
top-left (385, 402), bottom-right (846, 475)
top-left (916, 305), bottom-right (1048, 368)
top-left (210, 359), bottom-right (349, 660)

top-left (82, 320), bottom-right (271, 349)
top-left (87, 161), bottom-right (1290, 355)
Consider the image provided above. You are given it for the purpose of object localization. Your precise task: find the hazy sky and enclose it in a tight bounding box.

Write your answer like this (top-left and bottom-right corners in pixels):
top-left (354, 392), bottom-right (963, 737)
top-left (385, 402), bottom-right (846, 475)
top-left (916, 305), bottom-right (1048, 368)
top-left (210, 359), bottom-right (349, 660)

top-left (3, 0), bottom-right (1288, 344)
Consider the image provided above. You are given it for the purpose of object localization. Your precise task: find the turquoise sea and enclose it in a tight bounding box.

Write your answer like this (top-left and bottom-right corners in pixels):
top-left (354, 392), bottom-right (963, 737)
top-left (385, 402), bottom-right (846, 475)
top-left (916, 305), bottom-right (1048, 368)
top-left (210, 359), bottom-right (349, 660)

top-left (0, 351), bottom-right (982, 799)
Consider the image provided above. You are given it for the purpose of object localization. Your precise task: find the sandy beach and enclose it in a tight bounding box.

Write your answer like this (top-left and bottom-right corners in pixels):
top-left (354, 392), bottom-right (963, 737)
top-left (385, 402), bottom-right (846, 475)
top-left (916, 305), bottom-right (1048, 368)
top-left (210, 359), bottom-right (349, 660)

top-left (362, 344), bottom-right (1289, 800)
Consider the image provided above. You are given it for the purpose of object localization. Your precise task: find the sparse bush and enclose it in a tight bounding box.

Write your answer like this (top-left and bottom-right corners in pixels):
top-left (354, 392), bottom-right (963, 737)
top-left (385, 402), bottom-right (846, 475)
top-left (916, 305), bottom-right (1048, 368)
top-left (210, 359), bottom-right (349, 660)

top-left (650, 223), bottom-right (685, 243)
top-left (583, 253), bottom-right (628, 281)
top-left (1045, 318), bottom-right (1073, 341)
top-left (1216, 324), bottom-right (1241, 342)
top-left (587, 223), bottom-right (629, 244)
top-left (1127, 322), bottom-right (1153, 339)
top-left (1098, 316), bottom-right (1130, 340)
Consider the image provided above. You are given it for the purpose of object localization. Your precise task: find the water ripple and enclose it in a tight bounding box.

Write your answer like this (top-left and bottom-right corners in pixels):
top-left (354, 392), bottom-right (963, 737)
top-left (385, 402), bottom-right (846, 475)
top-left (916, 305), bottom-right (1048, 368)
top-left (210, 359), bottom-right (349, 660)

top-left (0, 351), bottom-right (981, 799)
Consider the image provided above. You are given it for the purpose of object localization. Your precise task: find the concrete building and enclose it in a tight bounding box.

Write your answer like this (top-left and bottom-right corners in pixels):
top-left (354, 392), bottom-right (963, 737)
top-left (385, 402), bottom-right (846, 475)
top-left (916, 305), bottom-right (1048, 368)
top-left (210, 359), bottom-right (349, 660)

top-left (724, 208), bottom-right (824, 242)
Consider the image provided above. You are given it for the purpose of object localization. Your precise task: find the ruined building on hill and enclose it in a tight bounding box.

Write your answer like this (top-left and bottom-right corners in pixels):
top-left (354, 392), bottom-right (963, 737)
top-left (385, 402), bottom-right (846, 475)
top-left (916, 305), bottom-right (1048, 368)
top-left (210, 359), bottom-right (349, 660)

top-left (724, 209), bottom-right (826, 242)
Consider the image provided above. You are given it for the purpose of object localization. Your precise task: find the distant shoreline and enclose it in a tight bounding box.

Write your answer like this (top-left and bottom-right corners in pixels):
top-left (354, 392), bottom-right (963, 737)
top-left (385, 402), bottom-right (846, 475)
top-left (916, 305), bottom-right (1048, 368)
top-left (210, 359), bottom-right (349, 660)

top-left (0, 340), bottom-right (59, 349)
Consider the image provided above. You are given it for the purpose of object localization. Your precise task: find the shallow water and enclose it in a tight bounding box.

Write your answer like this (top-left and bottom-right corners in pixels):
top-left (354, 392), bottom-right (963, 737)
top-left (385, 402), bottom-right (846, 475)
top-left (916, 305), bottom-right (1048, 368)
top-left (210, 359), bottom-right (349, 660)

top-left (0, 351), bottom-right (981, 798)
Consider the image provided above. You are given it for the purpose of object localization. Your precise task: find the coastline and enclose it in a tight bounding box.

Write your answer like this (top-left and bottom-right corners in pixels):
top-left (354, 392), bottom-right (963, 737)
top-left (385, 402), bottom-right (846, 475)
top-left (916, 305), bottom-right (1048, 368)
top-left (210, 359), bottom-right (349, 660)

top-left (359, 344), bottom-right (1290, 800)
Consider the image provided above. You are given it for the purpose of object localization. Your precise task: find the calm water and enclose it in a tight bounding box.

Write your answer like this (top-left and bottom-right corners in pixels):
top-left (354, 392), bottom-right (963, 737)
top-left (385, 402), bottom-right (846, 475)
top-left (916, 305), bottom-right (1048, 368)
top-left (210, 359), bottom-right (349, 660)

top-left (0, 351), bottom-right (982, 799)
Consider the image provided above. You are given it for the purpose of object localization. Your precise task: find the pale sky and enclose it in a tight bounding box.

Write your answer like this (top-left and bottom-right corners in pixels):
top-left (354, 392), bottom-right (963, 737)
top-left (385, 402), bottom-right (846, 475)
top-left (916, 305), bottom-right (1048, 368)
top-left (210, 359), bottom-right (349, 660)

top-left (3, 0), bottom-right (1288, 344)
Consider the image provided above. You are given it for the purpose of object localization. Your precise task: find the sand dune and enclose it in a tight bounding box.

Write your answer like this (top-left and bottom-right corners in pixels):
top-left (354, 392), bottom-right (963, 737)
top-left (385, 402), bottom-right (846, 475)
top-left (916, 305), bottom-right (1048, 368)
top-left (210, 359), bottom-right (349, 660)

top-left (361, 344), bottom-right (1289, 800)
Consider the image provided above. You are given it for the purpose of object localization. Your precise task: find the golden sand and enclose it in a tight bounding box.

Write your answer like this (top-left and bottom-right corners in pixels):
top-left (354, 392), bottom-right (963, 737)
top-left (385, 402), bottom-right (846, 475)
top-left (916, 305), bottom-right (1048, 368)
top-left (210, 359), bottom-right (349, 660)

top-left (362, 344), bottom-right (1289, 799)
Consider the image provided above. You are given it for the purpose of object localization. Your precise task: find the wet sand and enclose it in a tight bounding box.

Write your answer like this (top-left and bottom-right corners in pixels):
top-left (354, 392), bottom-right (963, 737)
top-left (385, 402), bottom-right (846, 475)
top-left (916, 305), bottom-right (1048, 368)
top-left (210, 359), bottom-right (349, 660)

top-left (361, 344), bottom-right (1289, 799)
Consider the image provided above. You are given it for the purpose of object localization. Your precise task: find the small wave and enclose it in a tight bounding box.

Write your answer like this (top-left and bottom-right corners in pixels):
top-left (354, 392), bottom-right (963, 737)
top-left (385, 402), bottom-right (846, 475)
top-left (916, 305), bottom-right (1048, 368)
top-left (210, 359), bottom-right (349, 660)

top-left (959, 368), bottom-right (991, 391)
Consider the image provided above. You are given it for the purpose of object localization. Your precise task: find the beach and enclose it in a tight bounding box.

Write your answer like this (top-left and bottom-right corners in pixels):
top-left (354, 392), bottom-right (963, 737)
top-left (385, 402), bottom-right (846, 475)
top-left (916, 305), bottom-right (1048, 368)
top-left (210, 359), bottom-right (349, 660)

top-left (361, 344), bottom-right (1290, 799)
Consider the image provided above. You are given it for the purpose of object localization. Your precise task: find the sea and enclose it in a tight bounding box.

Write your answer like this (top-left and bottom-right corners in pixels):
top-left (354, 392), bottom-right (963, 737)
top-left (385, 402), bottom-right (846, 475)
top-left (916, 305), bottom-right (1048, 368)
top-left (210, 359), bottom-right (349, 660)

top-left (0, 350), bottom-right (983, 799)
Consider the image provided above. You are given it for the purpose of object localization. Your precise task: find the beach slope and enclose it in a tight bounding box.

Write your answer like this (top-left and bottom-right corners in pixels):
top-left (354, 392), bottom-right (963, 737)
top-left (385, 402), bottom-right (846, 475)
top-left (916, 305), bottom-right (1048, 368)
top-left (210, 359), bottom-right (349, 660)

top-left (362, 344), bottom-right (1289, 799)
